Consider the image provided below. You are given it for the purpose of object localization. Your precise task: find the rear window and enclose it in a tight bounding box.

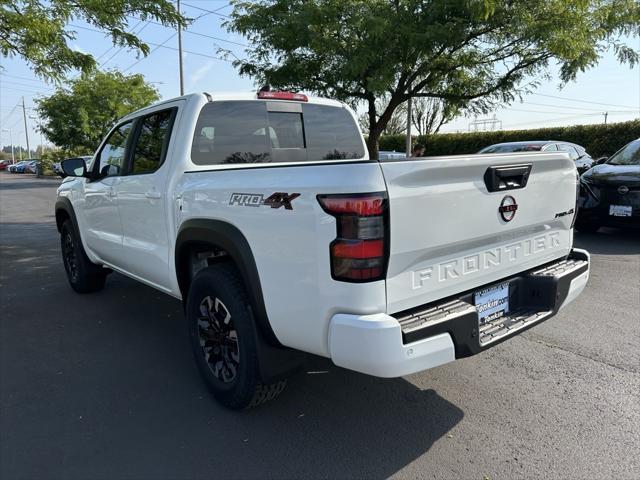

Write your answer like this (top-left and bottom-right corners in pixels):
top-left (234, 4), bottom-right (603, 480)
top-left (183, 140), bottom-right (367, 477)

top-left (191, 101), bottom-right (365, 165)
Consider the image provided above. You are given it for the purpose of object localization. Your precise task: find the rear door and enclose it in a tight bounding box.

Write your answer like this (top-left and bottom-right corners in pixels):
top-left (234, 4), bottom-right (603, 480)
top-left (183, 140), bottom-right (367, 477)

top-left (114, 104), bottom-right (180, 291)
top-left (379, 153), bottom-right (577, 314)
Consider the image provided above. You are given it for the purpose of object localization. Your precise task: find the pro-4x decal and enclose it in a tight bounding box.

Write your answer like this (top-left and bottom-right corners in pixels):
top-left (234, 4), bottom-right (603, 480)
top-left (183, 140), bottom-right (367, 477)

top-left (229, 192), bottom-right (301, 210)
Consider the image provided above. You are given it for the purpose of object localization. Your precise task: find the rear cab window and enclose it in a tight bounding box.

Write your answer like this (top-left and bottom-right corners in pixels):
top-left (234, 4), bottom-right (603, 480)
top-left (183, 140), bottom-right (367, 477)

top-left (190, 100), bottom-right (365, 165)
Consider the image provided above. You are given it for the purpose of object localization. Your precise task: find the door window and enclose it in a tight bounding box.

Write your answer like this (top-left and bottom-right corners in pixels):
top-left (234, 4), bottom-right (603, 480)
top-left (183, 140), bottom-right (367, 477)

top-left (96, 122), bottom-right (133, 178)
top-left (130, 109), bottom-right (176, 175)
top-left (558, 143), bottom-right (579, 160)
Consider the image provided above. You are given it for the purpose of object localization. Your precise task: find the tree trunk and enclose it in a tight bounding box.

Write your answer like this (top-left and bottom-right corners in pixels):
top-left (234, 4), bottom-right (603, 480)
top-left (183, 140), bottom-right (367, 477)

top-left (366, 131), bottom-right (380, 160)
top-left (366, 96), bottom-right (380, 160)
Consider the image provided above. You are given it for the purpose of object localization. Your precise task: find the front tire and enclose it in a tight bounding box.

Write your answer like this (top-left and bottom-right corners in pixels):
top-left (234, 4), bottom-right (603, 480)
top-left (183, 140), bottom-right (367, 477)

top-left (187, 263), bottom-right (286, 409)
top-left (60, 219), bottom-right (107, 293)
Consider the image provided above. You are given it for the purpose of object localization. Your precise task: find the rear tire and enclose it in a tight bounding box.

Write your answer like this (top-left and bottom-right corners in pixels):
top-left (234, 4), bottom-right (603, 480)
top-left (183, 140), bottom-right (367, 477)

top-left (60, 219), bottom-right (107, 293)
top-left (187, 263), bottom-right (286, 409)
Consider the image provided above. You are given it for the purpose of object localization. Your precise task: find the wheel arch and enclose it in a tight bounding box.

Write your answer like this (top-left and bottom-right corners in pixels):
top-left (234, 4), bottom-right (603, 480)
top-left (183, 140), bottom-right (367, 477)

top-left (55, 197), bottom-right (79, 235)
top-left (175, 218), bottom-right (282, 347)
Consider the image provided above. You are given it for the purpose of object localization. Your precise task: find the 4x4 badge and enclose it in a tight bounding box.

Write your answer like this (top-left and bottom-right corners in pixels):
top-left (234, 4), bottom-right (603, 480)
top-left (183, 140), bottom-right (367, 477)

top-left (499, 195), bottom-right (518, 222)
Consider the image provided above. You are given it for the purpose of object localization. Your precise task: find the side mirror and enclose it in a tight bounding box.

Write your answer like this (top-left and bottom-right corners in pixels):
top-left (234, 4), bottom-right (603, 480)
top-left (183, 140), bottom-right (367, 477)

top-left (595, 156), bottom-right (608, 165)
top-left (60, 158), bottom-right (89, 178)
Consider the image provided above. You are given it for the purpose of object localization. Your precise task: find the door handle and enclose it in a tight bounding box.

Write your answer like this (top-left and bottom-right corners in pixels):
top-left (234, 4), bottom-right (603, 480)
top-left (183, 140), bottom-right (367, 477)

top-left (145, 190), bottom-right (162, 199)
top-left (108, 188), bottom-right (117, 197)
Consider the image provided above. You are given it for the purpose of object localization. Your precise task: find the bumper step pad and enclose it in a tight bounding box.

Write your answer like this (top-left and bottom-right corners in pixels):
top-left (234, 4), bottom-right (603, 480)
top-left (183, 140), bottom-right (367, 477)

top-left (393, 251), bottom-right (589, 357)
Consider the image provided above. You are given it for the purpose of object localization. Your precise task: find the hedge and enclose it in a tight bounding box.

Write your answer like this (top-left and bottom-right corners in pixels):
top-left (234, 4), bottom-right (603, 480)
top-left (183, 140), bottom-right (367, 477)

top-left (378, 119), bottom-right (640, 158)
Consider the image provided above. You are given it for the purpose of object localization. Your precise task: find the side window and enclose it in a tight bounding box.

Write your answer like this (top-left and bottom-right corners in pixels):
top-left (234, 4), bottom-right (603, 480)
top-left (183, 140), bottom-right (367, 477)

top-left (558, 143), bottom-right (579, 160)
top-left (191, 101), bottom-right (270, 165)
top-left (96, 122), bottom-right (133, 178)
top-left (302, 103), bottom-right (365, 160)
top-left (543, 144), bottom-right (558, 151)
top-left (130, 109), bottom-right (175, 175)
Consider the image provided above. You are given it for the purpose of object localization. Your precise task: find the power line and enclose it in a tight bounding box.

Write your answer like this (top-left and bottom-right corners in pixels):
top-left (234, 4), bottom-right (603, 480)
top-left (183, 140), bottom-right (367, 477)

top-left (1, 86), bottom-right (49, 95)
top-left (504, 106), bottom-right (636, 115)
top-left (530, 92), bottom-right (636, 109)
top-left (0, 102), bottom-right (20, 125)
top-left (68, 24), bottom-right (232, 69)
top-left (0, 73), bottom-right (52, 86)
top-left (128, 16), bottom-right (249, 47)
top-left (521, 100), bottom-right (638, 113)
top-left (100, 21), bottom-right (151, 67)
top-left (1, 80), bottom-right (52, 91)
top-left (121, 33), bottom-right (177, 72)
top-left (180, 2), bottom-right (232, 18)
top-left (95, 19), bottom-right (145, 64)
top-left (503, 113), bottom-right (603, 129)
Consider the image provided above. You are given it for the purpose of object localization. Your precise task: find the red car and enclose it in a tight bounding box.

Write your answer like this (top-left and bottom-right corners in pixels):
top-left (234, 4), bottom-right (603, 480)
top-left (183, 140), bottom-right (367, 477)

top-left (0, 160), bottom-right (10, 170)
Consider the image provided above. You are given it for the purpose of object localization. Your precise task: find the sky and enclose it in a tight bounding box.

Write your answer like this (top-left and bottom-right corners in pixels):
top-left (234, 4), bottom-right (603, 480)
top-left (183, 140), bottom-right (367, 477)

top-left (1, 0), bottom-right (639, 152)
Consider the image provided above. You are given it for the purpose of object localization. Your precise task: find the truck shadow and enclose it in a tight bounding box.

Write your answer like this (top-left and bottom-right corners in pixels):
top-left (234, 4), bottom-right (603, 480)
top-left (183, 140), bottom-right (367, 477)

top-left (1, 220), bottom-right (463, 480)
top-left (574, 228), bottom-right (640, 255)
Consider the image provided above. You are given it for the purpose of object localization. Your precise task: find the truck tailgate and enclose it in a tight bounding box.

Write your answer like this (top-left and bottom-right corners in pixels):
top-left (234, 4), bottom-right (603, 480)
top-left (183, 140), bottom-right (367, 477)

top-left (379, 152), bottom-right (577, 314)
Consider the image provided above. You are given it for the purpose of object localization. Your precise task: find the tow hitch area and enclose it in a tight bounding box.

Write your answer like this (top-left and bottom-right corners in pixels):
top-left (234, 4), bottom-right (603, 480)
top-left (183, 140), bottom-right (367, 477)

top-left (394, 250), bottom-right (589, 357)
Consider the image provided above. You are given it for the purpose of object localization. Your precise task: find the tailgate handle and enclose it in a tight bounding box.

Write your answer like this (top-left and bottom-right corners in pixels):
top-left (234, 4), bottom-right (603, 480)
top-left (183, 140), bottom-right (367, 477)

top-left (484, 164), bottom-right (532, 192)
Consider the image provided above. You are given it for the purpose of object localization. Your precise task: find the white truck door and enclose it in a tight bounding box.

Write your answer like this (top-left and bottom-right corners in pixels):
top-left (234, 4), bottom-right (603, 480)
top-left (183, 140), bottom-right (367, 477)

top-left (113, 105), bottom-right (180, 291)
top-left (82, 122), bottom-right (133, 265)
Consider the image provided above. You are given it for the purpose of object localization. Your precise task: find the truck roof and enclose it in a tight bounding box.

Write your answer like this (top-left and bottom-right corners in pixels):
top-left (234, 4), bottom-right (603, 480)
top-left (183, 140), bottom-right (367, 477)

top-left (119, 91), bottom-right (345, 122)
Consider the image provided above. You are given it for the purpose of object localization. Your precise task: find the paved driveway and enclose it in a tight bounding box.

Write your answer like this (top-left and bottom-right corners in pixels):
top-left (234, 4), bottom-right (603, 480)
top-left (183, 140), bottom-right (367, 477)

top-left (1, 172), bottom-right (638, 479)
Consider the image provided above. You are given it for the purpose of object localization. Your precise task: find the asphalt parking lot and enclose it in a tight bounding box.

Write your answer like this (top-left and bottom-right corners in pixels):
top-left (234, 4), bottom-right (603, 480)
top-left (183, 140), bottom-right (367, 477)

top-left (1, 172), bottom-right (638, 480)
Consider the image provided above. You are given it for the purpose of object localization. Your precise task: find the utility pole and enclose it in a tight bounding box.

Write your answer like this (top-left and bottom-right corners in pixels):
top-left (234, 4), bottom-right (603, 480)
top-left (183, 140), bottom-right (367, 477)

top-left (29, 115), bottom-right (44, 157)
top-left (21, 96), bottom-right (31, 158)
top-left (2, 128), bottom-right (15, 163)
top-left (405, 88), bottom-right (412, 157)
top-left (177, 0), bottom-right (184, 96)
top-left (603, 112), bottom-right (608, 125)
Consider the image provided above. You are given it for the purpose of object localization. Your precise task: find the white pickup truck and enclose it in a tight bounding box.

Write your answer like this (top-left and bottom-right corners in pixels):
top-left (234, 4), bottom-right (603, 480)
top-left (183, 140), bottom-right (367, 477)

top-left (56, 91), bottom-right (590, 409)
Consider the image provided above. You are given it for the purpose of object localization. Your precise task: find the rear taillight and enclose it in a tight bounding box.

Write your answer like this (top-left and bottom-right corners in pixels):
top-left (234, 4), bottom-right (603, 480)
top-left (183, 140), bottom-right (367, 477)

top-left (317, 193), bottom-right (389, 282)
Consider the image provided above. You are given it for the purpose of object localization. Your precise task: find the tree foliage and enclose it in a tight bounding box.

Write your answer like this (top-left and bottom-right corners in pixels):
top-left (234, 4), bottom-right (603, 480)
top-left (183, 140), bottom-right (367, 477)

top-left (1, 0), bottom-right (186, 80)
top-left (226, 0), bottom-right (640, 158)
top-left (36, 70), bottom-right (159, 151)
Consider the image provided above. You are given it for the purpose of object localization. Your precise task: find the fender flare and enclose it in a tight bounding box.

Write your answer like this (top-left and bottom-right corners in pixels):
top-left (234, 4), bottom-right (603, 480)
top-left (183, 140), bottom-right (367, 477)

top-left (175, 218), bottom-right (282, 347)
top-left (55, 197), bottom-right (80, 237)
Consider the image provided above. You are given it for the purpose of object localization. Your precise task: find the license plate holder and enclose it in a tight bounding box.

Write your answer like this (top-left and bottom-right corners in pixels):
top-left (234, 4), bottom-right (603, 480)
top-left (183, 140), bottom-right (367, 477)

top-left (474, 282), bottom-right (510, 325)
top-left (609, 204), bottom-right (632, 217)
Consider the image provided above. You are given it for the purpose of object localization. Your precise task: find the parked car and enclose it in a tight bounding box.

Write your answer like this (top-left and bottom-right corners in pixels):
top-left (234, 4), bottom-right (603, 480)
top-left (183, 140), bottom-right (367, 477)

top-left (479, 141), bottom-right (595, 174)
top-left (25, 160), bottom-right (39, 174)
top-left (56, 91), bottom-right (589, 409)
top-left (576, 138), bottom-right (640, 232)
top-left (378, 150), bottom-right (407, 160)
top-left (0, 160), bottom-right (10, 170)
top-left (9, 160), bottom-right (29, 173)
top-left (15, 160), bottom-right (37, 174)
top-left (54, 156), bottom-right (92, 178)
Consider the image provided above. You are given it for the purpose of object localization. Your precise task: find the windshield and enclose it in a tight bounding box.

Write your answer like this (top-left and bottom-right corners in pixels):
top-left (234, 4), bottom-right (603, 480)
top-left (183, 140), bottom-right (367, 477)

top-left (607, 139), bottom-right (640, 166)
top-left (479, 144), bottom-right (543, 153)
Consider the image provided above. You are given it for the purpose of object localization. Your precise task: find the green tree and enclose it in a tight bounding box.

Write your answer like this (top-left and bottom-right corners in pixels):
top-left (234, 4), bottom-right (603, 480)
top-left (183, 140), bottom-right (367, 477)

top-left (226, 0), bottom-right (640, 158)
top-left (1, 0), bottom-right (186, 80)
top-left (36, 70), bottom-right (159, 151)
